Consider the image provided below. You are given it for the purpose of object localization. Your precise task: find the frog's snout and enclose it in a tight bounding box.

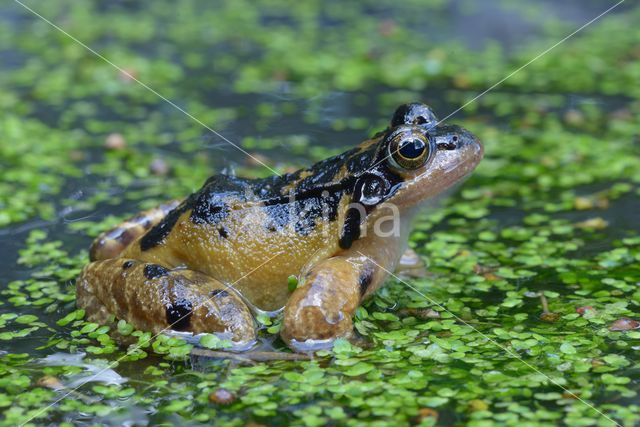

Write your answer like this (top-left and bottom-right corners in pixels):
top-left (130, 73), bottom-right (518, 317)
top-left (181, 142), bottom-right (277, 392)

top-left (458, 128), bottom-right (484, 163)
top-left (434, 124), bottom-right (483, 167)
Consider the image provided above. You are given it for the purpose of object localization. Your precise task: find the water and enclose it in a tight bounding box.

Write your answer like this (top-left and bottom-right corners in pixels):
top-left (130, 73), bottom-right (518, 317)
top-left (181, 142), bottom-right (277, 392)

top-left (1, 0), bottom-right (638, 426)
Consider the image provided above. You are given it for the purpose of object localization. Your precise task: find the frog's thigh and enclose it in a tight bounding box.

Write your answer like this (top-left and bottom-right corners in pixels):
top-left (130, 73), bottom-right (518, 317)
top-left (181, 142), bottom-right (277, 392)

top-left (89, 200), bottom-right (181, 261)
top-left (76, 258), bottom-right (256, 344)
top-left (281, 256), bottom-right (369, 351)
top-left (395, 248), bottom-right (427, 278)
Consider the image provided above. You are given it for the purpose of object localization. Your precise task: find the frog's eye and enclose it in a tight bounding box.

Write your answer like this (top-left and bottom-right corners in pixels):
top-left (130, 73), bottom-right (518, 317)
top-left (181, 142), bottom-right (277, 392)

top-left (387, 130), bottom-right (433, 170)
top-left (391, 103), bottom-right (438, 129)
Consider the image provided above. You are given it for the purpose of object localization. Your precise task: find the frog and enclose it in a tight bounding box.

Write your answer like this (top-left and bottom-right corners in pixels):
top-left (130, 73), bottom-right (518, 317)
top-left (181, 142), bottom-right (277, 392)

top-left (76, 102), bottom-right (483, 352)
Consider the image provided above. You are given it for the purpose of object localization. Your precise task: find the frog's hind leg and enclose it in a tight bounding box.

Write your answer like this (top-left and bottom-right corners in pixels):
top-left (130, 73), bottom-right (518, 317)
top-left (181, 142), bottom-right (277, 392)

top-left (89, 200), bottom-right (181, 261)
top-left (76, 258), bottom-right (256, 346)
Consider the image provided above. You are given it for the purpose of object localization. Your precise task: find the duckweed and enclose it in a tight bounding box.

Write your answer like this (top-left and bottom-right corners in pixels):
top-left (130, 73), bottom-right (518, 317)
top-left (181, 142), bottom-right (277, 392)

top-left (1, 0), bottom-right (639, 426)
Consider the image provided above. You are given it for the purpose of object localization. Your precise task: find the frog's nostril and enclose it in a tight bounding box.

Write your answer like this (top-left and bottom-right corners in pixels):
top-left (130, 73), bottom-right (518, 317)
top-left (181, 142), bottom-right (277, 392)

top-left (437, 136), bottom-right (458, 151)
top-left (437, 142), bottom-right (457, 150)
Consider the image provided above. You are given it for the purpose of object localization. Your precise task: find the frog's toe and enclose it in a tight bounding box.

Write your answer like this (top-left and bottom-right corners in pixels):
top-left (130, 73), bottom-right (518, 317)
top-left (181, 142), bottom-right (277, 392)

top-left (395, 248), bottom-right (427, 278)
top-left (281, 304), bottom-right (354, 349)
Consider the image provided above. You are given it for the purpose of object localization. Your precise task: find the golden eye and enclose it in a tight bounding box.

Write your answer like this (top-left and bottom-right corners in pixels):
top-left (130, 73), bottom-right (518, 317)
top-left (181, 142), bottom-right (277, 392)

top-left (388, 130), bottom-right (432, 170)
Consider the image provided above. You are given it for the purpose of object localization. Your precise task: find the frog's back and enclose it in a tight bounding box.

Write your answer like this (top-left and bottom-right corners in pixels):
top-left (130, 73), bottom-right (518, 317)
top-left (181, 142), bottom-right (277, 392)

top-left (120, 142), bottom-right (379, 310)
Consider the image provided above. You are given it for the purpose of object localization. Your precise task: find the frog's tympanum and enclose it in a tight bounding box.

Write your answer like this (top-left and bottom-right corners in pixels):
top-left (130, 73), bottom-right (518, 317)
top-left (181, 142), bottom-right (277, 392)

top-left (77, 103), bottom-right (483, 352)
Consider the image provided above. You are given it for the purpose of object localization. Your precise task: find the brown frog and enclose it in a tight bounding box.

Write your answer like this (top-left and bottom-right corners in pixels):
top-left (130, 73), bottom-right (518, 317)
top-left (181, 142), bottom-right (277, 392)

top-left (76, 103), bottom-right (483, 352)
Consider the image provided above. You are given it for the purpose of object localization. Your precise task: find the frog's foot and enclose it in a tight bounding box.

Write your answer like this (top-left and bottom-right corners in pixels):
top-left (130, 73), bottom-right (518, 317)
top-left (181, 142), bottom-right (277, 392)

top-left (89, 200), bottom-right (181, 261)
top-left (76, 258), bottom-right (256, 345)
top-left (395, 248), bottom-right (427, 278)
top-left (281, 256), bottom-right (370, 352)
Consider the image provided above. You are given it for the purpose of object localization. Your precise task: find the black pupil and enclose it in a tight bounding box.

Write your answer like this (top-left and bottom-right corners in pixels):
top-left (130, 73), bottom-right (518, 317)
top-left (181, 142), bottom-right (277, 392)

top-left (398, 138), bottom-right (426, 159)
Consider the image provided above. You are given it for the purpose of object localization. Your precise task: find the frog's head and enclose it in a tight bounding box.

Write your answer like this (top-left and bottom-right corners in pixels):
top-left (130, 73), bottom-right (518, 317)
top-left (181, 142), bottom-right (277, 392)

top-left (356, 102), bottom-right (483, 210)
top-left (338, 103), bottom-right (483, 248)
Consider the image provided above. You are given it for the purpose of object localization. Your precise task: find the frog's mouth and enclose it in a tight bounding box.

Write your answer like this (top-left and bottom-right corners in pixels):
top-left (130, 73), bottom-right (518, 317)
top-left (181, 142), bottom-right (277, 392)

top-left (390, 125), bottom-right (484, 208)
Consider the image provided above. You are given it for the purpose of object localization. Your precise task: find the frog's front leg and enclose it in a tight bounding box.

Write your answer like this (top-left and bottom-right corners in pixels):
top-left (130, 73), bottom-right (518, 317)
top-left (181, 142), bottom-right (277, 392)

top-left (76, 258), bottom-right (256, 345)
top-left (280, 255), bottom-right (385, 351)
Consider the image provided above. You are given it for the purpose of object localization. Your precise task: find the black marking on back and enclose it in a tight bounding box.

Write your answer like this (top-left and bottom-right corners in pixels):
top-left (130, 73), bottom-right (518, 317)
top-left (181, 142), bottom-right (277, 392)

top-left (263, 204), bottom-right (291, 232)
top-left (218, 227), bottom-right (229, 238)
top-left (166, 299), bottom-right (192, 331)
top-left (140, 202), bottom-right (189, 251)
top-left (259, 146), bottom-right (379, 235)
top-left (190, 182), bottom-right (233, 225)
top-left (141, 129), bottom-right (387, 249)
top-left (143, 264), bottom-right (170, 280)
top-left (191, 203), bottom-right (229, 225)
